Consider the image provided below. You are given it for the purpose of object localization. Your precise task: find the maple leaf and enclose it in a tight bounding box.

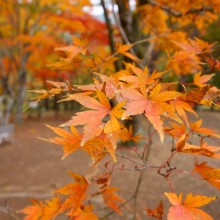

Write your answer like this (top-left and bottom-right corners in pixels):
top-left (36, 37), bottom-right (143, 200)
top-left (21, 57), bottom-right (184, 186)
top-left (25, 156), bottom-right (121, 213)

top-left (18, 200), bottom-right (44, 220)
top-left (61, 91), bottom-right (125, 146)
top-left (176, 133), bottom-right (189, 152)
top-left (76, 74), bottom-right (118, 99)
top-left (164, 122), bottom-right (186, 138)
top-left (51, 44), bottom-right (86, 67)
top-left (182, 143), bottom-right (220, 159)
top-left (165, 119), bottom-right (220, 143)
top-left (55, 172), bottom-right (88, 214)
top-left (41, 125), bottom-right (81, 159)
top-left (185, 85), bottom-right (213, 104)
top-left (194, 72), bottom-right (215, 88)
top-left (42, 197), bottom-right (61, 220)
top-left (194, 162), bottom-right (220, 190)
top-left (60, 93), bottom-right (109, 143)
top-left (117, 44), bottom-right (140, 63)
top-left (175, 38), bottom-right (215, 55)
top-left (189, 120), bottom-right (220, 138)
top-left (43, 125), bottom-right (116, 161)
top-left (46, 80), bottom-right (70, 90)
top-left (68, 205), bottom-right (98, 220)
top-left (119, 125), bottom-right (143, 143)
top-left (121, 84), bottom-right (182, 142)
top-left (170, 99), bottom-right (197, 126)
top-left (103, 186), bottom-right (125, 215)
top-left (165, 192), bottom-right (216, 220)
top-left (92, 172), bottom-right (111, 188)
top-left (29, 88), bottom-right (63, 102)
top-left (168, 50), bottom-right (200, 65)
top-left (119, 64), bottom-right (166, 90)
top-left (146, 201), bottom-right (164, 220)
top-left (19, 197), bottom-right (62, 220)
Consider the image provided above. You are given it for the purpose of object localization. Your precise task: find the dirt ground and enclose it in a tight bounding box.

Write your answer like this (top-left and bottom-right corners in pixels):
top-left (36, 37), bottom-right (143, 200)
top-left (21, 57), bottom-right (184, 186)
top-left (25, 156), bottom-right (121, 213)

top-left (0, 111), bottom-right (220, 220)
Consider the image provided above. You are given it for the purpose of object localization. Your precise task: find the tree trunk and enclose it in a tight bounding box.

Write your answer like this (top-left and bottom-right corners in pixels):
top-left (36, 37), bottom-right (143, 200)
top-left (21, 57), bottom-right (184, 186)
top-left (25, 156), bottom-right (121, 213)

top-left (0, 76), bottom-right (14, 125)
top-left (16, 69), bottom-right (27, 123)
top-left (15, 51), bottom-right (29, 123)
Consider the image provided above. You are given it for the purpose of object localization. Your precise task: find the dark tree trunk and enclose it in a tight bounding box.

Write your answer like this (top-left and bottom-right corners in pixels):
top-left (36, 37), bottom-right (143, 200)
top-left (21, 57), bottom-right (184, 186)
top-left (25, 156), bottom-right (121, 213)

top-left (16, 69), bottom-right (27, 123)
top-left (0, 76), bottom-right (14, 125)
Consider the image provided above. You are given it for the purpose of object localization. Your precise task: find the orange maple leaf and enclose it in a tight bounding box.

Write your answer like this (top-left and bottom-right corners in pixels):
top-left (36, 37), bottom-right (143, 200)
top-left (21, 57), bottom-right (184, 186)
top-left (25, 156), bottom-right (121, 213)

top-left (42, 197), bottom-right (61, 220)
top-left (194, 162), bottom-right (220, 189)
top-left (165, 192), bottom-right (216, 220)
top-left (119, 64), bottom-right (166, 90)
top-left (170, 99), bottom-right (197, 126)
top-left (146, 201), bottom-right (164, 220)
top-left (29, 88), bottom-right (64, 102)
top-left (189, 120), bottom-right (220, 138)
top-left (19, 200), bottom-right (43, 220)
top-left (103, 186), bottom-right (125, 215)
top-left (165, 119), bottom-right (220, 139)
top-left (41, 125), bottom-right (81, 159)
top-left (117, 44), bottom-right (140, 63)
top-left (52, 44), bottom-right (86, 67)
top-left (55, 172), bottom-right (88, 214)
top-left (68, 205), bottom-right (98, 220)
top-left (19, 197), bottom-right (61, 220)
top-left (175, 38), bottom-right (215, 55)
top-left (119, 125), bottom-right (144, 143)
top-left (185, 85), bottom-right (213, 104)
top-left (164, 122), bottom-right (186, 138)
top-left (182, 143), bottom-right (220, 159)
top-left (42, 125), bottom-right (116, 161)
top-left (122, 84), bottom-right (181, 142)
top-left (194, 72), bottom-right (215, 88)
top-left (61, 91), bottom-right (125, 146)
top-left (76, 74), bottom-right (118, 99)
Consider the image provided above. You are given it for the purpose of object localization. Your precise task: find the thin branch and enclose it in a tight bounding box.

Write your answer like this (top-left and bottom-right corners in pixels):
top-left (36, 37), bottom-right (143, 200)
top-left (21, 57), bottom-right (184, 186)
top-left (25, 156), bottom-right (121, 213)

top-left (141, 128), bottom-right (156, 159)
top-left (0, 201), bottom-right (21, 220)
top-left (165, 177), bottom-right (175, 192)
top-left (110, 0), bottom-right (144, 69)
top-left (116, 152), bottom-right (145, 166)
top-left (147, 0), bottom-right (213, 17)
top-left (117, 166), bottom-right (146, 171)
top-left (132, 128), bottom-right (154, 220)
top-left (110, 0), bottom-right (130, 46)
top-left (171, 169), bottom-right (204, 181)
top-left (101, 196), bottom-right (134, 219)
top-left (132, 167), bottom-right (145, 220)
top-left (100, 0), bottom-right (116, 54)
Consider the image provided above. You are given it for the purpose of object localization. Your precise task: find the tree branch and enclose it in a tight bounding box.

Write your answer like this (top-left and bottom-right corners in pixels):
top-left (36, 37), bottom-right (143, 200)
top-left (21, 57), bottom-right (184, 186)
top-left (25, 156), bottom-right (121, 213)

top-left (100, 0), bottom-right (120, 71)
top-left (147, 0), bottom-right (213, 17)
top-left (110, 0), bottom-right (144, 69)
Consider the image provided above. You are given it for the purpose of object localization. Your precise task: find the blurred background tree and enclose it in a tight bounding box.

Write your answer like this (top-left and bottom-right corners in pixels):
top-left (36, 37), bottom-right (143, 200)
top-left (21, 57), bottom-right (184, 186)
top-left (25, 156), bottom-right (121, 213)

top-left (1, 0), bottom-right (220, 125)
top-left (0, 0), bottom-right (108, 124)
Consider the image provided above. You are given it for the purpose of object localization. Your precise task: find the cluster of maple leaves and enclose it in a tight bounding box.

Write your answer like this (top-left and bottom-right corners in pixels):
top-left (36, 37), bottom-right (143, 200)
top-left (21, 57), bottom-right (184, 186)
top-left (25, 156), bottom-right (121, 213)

top-left (18, 33), bottom-right (220, 220)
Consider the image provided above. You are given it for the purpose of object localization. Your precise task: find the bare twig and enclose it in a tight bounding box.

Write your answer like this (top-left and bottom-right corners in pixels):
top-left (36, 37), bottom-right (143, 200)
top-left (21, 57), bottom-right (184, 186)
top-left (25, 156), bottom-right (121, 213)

top-left (110, 0), bottom-right (144, 69)
top-left (100, 0), bottom-right (116, 54)
top-left (142, 128), bottom-right (156, 159)
top-left (117, 166), bottom-right (146, 171)
top-left (0, 201), bottom-right (21, 220)
top-left (132, 127), bottom-right (154, 220)
top-left (147, 0), bottom-right (213, 17)
top-left (101, 196), bottom-right (134, 219)
top-left (116, 152), bottom-right (145, 166)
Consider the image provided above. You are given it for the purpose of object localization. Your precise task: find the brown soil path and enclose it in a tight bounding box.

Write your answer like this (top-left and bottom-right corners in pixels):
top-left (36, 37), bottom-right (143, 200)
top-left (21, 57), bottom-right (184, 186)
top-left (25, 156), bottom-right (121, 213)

top-left (0, 111), bottom-right (220, 220)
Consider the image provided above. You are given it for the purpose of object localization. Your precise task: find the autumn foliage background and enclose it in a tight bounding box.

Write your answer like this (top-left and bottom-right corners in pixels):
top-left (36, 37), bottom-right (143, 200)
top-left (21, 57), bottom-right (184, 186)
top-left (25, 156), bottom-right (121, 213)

top-left (1, 0), bottom-right (220, 219)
